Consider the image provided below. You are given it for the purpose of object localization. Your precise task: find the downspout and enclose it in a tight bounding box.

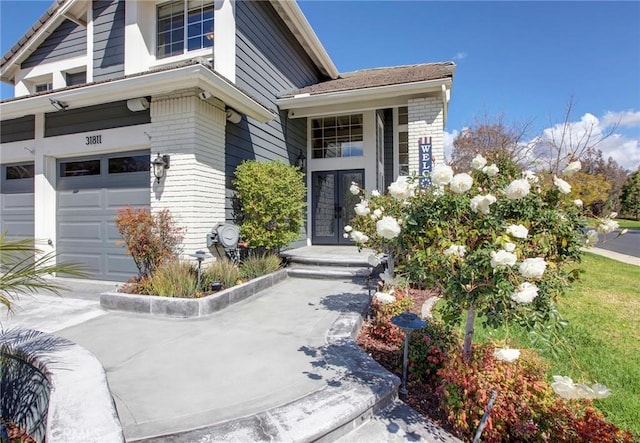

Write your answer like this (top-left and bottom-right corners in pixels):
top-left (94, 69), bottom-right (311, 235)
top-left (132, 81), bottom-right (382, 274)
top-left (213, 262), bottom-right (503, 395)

top-left (441, 83), bottom-right (450, 128)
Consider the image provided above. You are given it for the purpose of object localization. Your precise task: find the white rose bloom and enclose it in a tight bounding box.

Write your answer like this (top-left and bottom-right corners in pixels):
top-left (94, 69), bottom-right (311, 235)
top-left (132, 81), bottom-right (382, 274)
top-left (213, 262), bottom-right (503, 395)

top-left (376, 216), bottom-right (402, 240)
top-left (354, 201), bottom-right (370, 216)
top-left (371, 189), bottom-right (381, 197)
top-left (431, 164), bottom-right (454, 186)
top-left (494, 348), bottom-right (520, 363)
top-left (471, 154), bottom-right (487, 170)
top-left (504, 178), bottom-right (531, 200)
top-left (551, 376), bottom-right (578, 399)
top-left (562, 160), bottom-right (582, 177)
top-left (349, 183), bottom-right (360, 195)
top-left (554, 176), bottom-right (572, 194)
top-left (444, 244), bottom-right (467, 258)
top-left (350, 230), bottom-right (369, 244)
top-left (519, 257), bottom-right (547, 279)
top-left (510, 282), bottom-right (539, 303)
top-left (574, 199), bottom-right (583, 208)
top-left (388, 176), bottom-right (417, 199)
top-left (597, 218), bottom-right (619, 234)
top-left (343, 233), bottom-right (349, 239)
top-left (504, 242), bottom-right (516, 252)
top-left (490, 250), bottom-right (517, 268)
top-left (482, 163), bottom-right (499, 177)
top-left (551, 376), bottom-right (611, 400)
top-left (584, 229), bottom-right (599, 246)
top-left (506, 224), bottom-right (528, 239)
top-left (368, 254), bottom-right (381, 267)
top-left (343, 225), bottom-right (353, 233)
top-left (374, 291), bottom-right (396, 304)
top-left (450, 173), bottom-right (473, 194)
top-left (523, 170), bottom-right (539, 183)
top-left (609, 212), bottom-right (618, 219)
top-left (470, 194), bottom-right (497, 214)
top-left (373, 208), bottom-right (383, 218)
top-left (591, 383), bottom-right (612, 399)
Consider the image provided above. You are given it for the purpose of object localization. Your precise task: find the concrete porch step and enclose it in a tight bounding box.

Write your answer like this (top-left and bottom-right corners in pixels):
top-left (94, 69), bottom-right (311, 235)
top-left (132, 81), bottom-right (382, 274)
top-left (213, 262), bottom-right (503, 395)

top-left (287, 265), bottom-right (371, 280)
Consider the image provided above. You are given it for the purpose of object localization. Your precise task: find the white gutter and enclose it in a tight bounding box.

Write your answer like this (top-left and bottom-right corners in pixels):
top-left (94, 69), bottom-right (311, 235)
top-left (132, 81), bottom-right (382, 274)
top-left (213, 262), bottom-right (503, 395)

top-left (277, 77), bottom-right (452, 110)
top-left (270, 1), bottom-right (338, 79)
top-left (0, 64), bottom-right (276, 123)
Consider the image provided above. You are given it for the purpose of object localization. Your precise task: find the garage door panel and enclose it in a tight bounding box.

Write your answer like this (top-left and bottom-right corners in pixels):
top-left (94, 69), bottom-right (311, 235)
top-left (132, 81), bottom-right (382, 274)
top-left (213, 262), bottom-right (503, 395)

top-left (107, 187), bottom-right (149, 207)
top-left (0, 193), bottom-right (34, 239)
top-left (58, 221), bottom-right (103, 240)
top-left (58, 190), bottom-right (103, 210)
top-left (107, 254), bottom-right (139, 276)
top-left (2, 193), bottom-right (35, 209)
top-left (58, 252), bottom-right (101, 273)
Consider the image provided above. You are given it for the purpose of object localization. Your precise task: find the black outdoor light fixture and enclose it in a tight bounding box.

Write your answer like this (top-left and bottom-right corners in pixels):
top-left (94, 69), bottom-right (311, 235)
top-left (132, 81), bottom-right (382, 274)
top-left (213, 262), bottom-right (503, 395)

top-left (391, 312), bottom-right (426, 400)
top-left (49, 98), bottom-right (68, 111)
top-left (189, 250), bottom-right (209, 292)
top-left (295, 150), bottom-right (306, 170)
top-left (151, 154), bottom-right (170, 183)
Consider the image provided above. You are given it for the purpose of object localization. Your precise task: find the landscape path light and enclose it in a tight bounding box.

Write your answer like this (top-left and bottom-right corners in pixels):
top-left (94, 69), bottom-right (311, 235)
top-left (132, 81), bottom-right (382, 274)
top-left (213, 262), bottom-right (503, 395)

top-left (189, 250), bottom-right (209, 292)
top-left (391, 312), bottom-right (426, 400)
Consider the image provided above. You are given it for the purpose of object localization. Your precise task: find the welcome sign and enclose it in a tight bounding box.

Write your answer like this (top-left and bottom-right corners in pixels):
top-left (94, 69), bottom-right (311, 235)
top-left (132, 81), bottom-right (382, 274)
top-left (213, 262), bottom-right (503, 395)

top-left (418, 136), bottom-right (432, 186)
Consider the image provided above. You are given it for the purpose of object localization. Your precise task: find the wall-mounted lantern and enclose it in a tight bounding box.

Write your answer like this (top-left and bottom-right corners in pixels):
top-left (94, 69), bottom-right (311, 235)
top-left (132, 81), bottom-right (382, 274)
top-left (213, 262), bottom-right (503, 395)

top-left (151, 154), bottom-right (170, 183)
top-left (295, 150), bottom-right (306, 170)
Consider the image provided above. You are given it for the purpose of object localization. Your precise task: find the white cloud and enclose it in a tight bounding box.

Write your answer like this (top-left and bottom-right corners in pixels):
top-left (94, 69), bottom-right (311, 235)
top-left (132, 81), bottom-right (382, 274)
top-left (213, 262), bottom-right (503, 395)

top-left (444, 129), bottom-right (459, 162)
top-left (601, 110), bottom-right (640, 128)
top-left (452, 52), bottom-right (467, 60)
top-left (537, 111), bottom-right (639, 171)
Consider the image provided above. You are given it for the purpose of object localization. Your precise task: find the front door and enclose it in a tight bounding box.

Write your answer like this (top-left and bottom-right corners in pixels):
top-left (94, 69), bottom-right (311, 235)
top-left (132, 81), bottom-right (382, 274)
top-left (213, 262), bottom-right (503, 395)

top-left (311, 169), bottom-right (364, 245)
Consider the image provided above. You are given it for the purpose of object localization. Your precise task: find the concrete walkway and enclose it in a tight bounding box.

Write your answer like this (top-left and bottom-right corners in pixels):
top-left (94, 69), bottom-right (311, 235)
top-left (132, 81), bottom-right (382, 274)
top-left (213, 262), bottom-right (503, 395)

top-left (2, 275), bottom-right (458, 442)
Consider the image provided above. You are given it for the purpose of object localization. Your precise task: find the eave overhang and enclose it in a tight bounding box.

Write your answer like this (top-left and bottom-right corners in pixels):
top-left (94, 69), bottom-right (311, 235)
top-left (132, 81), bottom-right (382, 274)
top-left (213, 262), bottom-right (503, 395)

top-left (0, 64), bottom-right (276, 123)
top-left (277, 77), bottom-right (453, 119)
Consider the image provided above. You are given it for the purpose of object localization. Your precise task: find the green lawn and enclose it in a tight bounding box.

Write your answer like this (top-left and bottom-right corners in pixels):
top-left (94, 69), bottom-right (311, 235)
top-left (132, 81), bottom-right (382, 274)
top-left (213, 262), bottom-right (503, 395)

top-left (442, 253), bottom-right (640, 434)
top-left (588, 217), bottom-right (640, 230)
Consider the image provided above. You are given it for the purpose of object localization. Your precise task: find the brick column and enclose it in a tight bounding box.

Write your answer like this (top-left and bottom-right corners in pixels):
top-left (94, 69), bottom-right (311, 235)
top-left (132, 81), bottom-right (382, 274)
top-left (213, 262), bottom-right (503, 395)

top-left (150, 88), bottom-right (226, 257)
top-left (407, 97), bottom-right (445, 175)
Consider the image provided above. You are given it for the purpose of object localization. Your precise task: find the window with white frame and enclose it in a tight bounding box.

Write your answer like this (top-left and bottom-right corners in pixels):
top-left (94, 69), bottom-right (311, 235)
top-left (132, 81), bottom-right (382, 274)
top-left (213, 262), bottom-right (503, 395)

top-left (397, 106), bottom-right (409, 175)
top-left (311, 114), bottom-right (364, 159)
top-left (35, 82), bottom-right (53, 93)
top-left (157, 0), bottom-right (214, 59)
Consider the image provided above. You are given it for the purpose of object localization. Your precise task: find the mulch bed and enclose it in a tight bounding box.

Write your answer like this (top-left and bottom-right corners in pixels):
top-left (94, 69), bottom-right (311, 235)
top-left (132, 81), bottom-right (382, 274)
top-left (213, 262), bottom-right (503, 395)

top-left (355, 286), bottom-right (455, 434)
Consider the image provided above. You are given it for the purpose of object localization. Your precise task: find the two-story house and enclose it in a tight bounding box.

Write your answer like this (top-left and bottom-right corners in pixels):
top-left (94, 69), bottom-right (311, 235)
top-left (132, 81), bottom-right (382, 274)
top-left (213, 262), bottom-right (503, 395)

top-left (0, 0), bottom-right (455, 281)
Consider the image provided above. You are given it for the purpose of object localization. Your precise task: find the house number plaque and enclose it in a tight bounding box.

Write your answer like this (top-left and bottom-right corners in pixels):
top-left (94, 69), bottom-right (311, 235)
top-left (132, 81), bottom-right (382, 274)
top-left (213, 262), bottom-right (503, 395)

top-left (85, 134), bottom-right (102, 145)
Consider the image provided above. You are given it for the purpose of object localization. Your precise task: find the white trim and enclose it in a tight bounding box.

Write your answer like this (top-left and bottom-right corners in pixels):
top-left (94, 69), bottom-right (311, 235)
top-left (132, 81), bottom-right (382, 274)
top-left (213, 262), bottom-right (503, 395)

top-left (86, 4), bottom-right (94, 82)
top-left (269, 0), bottom-right (338, 79)
top-left (213, 0), bottom-right (236, 83)
top-left (0, 64), bottom-right (275, 123)
top-left (278, 78), bottom-right (452, 111)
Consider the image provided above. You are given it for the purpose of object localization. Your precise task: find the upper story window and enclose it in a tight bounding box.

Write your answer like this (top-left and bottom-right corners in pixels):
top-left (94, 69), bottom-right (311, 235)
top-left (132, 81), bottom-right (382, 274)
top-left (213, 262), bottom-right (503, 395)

top-left (311, 115), bottom-right (364, 159)
top-left (157, 0), bottom-right (214, 59)
top-left (35, 82), bottom-right (53, 93)
top-left (66, 71), bottom-right (86, 86)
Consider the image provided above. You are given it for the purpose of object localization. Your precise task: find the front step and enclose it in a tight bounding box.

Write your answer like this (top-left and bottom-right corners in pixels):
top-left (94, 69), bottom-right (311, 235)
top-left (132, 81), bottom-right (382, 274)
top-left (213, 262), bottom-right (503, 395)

top-left (281, 247), bottom-right (373, 280)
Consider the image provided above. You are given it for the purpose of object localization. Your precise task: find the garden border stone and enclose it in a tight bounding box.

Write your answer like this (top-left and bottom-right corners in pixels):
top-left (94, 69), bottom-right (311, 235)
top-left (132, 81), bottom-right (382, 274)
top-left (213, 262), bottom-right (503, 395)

top-left (100, 269), bottom-right (288, 318)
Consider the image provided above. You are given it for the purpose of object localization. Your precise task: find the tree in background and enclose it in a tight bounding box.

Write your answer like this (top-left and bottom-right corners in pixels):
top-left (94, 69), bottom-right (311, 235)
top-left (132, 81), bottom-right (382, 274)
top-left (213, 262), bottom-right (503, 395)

top-left (451, 113), bottom-right (536, 170)
top-left (580, 148), bottom-right (628, 215)
top-left (566, 172), bottom-right (611, 214)
top-left (620, 171), bottom-right (640, 220)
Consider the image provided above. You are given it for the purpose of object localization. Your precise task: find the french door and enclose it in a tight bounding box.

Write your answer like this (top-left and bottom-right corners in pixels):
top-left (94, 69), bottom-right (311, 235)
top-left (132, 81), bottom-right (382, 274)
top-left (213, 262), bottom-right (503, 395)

top-left (311, 169), bottom-right (364, 245)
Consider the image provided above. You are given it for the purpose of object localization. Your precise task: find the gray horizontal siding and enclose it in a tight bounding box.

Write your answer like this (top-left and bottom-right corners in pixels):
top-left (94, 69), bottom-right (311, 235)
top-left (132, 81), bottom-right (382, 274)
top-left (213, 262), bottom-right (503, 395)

top-left (92, 0), bottom-right (125, 82)
top-left (226, 0), bottom-right (325, 224)
top-left (22, 19), bottom-right (87, 68)
top-left (1, 116), bottom-right (35, 143)
top-left (45, 100), bottom-right (150, 137)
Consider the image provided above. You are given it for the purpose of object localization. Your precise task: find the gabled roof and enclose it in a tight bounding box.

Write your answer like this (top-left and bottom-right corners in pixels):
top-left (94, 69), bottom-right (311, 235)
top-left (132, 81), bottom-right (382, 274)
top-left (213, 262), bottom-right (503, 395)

top-left (0, 0), bottom-right (338, 84)
top-left (280, 62), bottom-right (455, 98)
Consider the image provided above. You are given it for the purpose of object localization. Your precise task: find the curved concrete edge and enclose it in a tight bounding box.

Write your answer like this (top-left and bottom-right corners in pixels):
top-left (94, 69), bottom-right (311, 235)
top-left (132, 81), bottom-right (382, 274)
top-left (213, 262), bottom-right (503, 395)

top-left (100, 269), bottom-right (288, 318)
top-left (133, 298), bottom-right (402, 443)
top-left (0, 329), bottom-right (124, 443)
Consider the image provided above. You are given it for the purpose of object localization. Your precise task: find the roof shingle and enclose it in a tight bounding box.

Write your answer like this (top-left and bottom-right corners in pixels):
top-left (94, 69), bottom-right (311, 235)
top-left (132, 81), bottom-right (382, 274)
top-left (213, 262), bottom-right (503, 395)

top-left (280, 62), bottom-right (455, 98)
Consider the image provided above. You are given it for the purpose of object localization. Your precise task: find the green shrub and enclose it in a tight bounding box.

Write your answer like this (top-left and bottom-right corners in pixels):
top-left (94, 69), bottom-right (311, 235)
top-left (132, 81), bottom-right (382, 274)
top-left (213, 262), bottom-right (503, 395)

top-left (408, 320), bottom-right (460, 385)
top-left (202, 259), bottom-right (241, 290)
top-left (233, 160), bottom-right (306, 250)
top-left (149, 260), bottom-right (197, 297)
top-left (240, 253), bottom-right (282, 280)
top-left (115, 207), bottom-right (183, 278)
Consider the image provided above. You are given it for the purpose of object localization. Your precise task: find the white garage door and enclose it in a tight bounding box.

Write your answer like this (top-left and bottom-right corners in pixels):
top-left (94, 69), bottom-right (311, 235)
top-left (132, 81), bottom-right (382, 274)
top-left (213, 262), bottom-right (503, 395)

top-left (57, 152), bottom-right (150, 281)
top-left (0, 162), bottom-right (34, 240)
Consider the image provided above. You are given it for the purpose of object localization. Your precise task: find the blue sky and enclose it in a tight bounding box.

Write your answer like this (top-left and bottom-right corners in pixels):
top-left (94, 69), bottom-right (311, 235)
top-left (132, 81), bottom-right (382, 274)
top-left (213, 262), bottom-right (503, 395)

top-left (1, 0), bottom-right (639, 169)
